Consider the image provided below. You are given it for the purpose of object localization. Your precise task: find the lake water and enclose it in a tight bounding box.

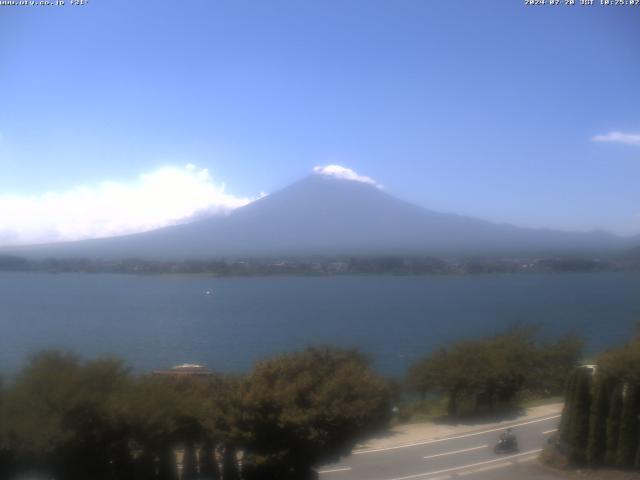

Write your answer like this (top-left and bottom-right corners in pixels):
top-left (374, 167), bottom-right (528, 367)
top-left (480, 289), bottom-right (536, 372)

top-left (1, 272), bottom-right (639, 377)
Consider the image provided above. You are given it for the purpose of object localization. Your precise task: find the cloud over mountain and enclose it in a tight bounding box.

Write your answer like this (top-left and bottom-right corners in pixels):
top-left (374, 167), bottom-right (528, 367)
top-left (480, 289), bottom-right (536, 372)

top-left (5, 169), bottom-right (631, 260)
top-left (0, 163), bottom-right (379, 247)
top-left (313, 165), bottom-right (382, 189)
top-left (0, 164), bottom-right (253, 246)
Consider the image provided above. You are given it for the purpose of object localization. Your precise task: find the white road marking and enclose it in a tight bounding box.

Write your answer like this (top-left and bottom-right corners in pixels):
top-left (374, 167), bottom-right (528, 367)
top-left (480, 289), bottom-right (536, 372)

top-left (457, 462), bottom-right (512, 475)
top-left (516, 455), bottom-right (539, 463)
top-left (353, 415), bottom-right (560, 455)
top-left (423, 444), bottom-right (487, 459)
top-left (387, 449), bottom-right (543, 480)
top-left (318, 466), bottom-right (352, 474)
top-left (542, 429), bottom-right (557, 434)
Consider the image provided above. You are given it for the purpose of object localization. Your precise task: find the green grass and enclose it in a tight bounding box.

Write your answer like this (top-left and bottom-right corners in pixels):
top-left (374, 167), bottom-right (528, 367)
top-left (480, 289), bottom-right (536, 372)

top-left (391, 397), bottom-right (449, 426)
top-left (391, 394), bottom-right (564, 426)
top-left (519, 395), bottom-right (564, 409)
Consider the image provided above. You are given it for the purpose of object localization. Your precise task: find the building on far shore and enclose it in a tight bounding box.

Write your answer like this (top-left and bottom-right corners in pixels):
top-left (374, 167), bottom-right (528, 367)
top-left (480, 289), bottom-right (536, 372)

top-left (152, 363), bottom-right (214, 377)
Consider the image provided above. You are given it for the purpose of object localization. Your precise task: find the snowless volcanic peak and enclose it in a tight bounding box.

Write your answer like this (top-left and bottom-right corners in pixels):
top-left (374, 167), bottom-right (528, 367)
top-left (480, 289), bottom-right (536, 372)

top-left (312, 165), bottom-right (382, 189)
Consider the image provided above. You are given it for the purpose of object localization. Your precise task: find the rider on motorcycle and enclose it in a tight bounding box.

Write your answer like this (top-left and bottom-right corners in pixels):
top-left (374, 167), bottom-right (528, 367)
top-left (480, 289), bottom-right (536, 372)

top-left (495, 427), bottom-right (519, 454)
top-left (500, 428), bottom-right (516, 447)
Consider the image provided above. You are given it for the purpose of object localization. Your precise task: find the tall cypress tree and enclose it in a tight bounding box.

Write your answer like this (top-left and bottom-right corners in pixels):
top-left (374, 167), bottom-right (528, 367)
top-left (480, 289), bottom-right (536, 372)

top-left (605, 384), bottom-right (624, 466)
top-left (587, 377), bottom-right (610, 467)
top-left (616, 384), bottom-right (640, 467)
top-left (569, 368), bottom-right (591, 465)
top-left (560, 370), bottom-right (578, 443)
top-left (0, 448), bottom-right (13, 480)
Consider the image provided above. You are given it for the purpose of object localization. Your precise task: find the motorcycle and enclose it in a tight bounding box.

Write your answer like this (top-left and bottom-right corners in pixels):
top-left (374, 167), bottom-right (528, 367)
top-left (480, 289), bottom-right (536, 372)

top-left (494, 435), bottom-right (519, 454)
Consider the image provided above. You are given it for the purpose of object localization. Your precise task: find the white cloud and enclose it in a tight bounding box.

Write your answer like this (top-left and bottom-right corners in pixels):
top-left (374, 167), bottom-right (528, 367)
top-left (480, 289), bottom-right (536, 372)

top-left (312, 164), bottom-right (382, 188)
top-left (0, 165), bottom-right (256, 246)
top-left (592, 131), bottom-right (640, 145)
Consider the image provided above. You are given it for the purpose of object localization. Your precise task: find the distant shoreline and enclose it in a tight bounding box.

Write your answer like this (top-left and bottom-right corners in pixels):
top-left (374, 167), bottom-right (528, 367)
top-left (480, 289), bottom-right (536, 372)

top-left (1, 254), bottom-right (639, 276)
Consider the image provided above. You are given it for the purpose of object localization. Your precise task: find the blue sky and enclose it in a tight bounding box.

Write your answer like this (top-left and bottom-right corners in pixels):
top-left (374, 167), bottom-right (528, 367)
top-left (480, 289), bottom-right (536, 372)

top-left (1, 0), bottom-right (639, 244)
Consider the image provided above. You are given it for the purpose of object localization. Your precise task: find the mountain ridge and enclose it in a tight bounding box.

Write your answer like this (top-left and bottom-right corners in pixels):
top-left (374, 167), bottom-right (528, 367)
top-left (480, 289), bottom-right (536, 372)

top-left (3, 174), bottom-right (635, 259)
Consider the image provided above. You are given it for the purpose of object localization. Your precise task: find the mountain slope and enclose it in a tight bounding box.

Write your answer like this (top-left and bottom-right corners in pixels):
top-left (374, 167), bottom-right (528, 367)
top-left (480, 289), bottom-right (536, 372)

top-left (5, 174), bottom-right (630, 259)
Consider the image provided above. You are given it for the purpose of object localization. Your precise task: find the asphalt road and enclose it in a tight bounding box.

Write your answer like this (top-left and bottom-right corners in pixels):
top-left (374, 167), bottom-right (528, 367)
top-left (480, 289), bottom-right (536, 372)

top-left (318, 414), bottom-right (561, 480)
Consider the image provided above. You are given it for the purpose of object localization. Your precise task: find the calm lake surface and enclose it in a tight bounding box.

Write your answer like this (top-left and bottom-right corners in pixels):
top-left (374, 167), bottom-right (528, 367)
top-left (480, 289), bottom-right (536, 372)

top-left (1, 272), bottom-right (639, 377)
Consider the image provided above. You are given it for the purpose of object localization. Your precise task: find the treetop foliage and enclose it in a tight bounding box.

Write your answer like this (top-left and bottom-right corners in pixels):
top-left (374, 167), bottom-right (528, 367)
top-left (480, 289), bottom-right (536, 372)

top-left (554, 332), bottom-right (640, 470)
top-left (407, 327), bottom-right (583, 416)
top-left (0, 347), bottom-right (391, 480)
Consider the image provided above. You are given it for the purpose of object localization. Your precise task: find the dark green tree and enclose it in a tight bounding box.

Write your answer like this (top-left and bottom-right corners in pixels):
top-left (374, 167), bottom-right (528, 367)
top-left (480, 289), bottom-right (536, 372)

top-left (599, 337), bottom-right (640, 385)
top-left (605, 385), bottom-right (624, 466)
top-left (616, 384), bottom-right (639, 467)
top-left (587, 376), bottom-right (610, 466)
top-left (408, 345), bottom-right (472, 416)
top-left (239, 347), bottom-right (391, 479)
top-left (533, 334), bottom-right (584, 397)
top-left (569, 367), bottom-right (591, 465)
top-left (114, 373), bottom-right (227, 480)
top-left (112, 376), bottom-right (181, 480)
top-left (0, 376), bottom-right (14, 479)
top-left (409, 327), bottom-right (581, 417)
top-left (3, 351), bottom-right (131, 480)
top-left (196, 375), bottom-right (243, 480)
top-left (559, 369), bottom-right (578, 444)
top-left (596, 334), bottom-right (640, 468)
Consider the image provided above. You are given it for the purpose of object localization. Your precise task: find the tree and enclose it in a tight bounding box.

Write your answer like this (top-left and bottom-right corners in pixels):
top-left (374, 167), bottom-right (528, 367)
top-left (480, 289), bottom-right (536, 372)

top-left (568, 367), bottom-right (591, 465)
top-left (616, 384), bottom-right (639, 467)
top-left (407, 335), bottom-right (515, 416)
top-left (0, 376), bottom-right (14, 478)
top-left (598, 337), bottom-right (640, 386)
top-left (114, 374), bottom-right (223, 480)
top-left (533, 334), bottom-right (584, 397)
top-left (408, 346), bottom-right (472, 416)
top-left (587, 376), bottom-right (610, 466)
top-left (408, 327), bottom-right (580, 417)
top-left (605, 385), bottom-right (624, 466)
top-left (488, 327), bottom-right (540, 406)
top-left (559, 369), bottom-right (577, 444)
top-left (3, 351), bottom-right (131, 480)
top-left (239, 347), bottom-right (391, 479)
top-left (195, 374), bottom-right (244, 480)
